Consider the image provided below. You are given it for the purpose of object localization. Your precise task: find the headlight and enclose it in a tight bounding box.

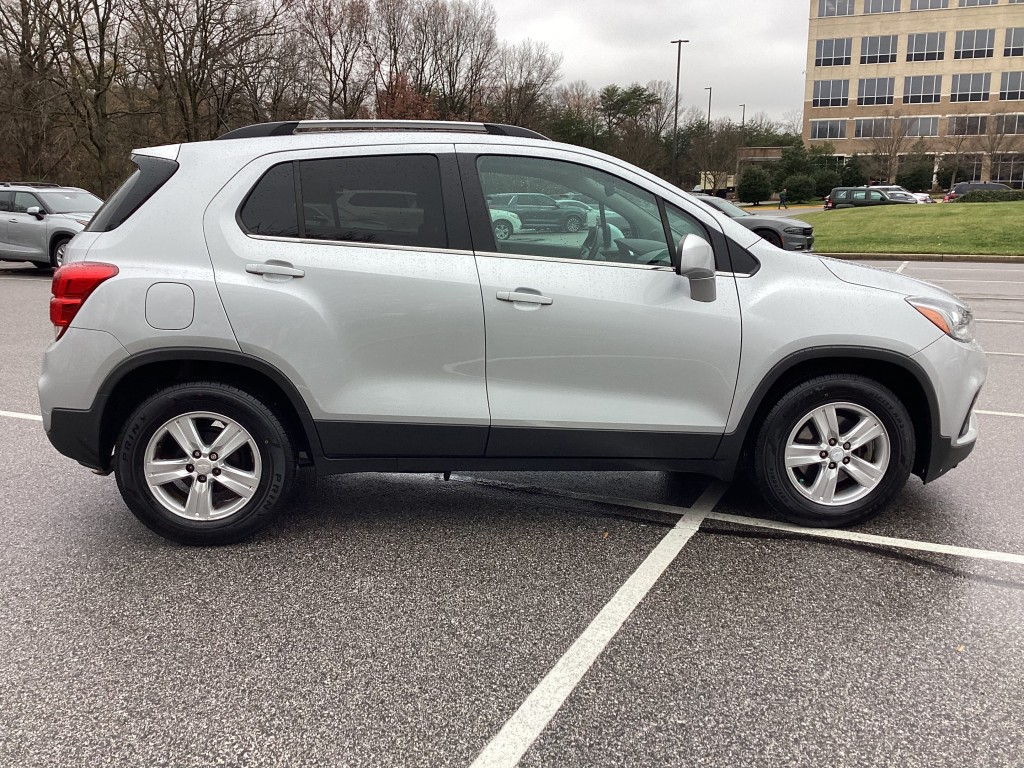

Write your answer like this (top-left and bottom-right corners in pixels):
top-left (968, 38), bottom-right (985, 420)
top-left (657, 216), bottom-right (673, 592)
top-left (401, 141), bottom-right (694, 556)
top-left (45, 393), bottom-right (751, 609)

top-left (906, 296), bottom-right (975, 343)
top-left (71, 218), bottom-right (91, 227)
top-left (782, 226), bottom-right (806, 234)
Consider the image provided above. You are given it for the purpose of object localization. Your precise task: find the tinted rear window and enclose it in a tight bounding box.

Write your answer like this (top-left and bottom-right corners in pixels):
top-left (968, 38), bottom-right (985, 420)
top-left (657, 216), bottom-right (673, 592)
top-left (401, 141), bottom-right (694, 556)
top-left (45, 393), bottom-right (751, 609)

top-left (239, 162), bottom-right (299, 237)
top-left (86, 155), bottom-right (179, 232)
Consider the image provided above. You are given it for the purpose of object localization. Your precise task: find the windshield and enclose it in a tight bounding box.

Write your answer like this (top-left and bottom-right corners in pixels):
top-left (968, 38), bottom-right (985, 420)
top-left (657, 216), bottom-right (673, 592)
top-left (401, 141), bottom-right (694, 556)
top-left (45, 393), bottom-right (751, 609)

top-left (37, 190), bottom-right (103, 214)
top-left (705, 197), bottom-right (749, 217)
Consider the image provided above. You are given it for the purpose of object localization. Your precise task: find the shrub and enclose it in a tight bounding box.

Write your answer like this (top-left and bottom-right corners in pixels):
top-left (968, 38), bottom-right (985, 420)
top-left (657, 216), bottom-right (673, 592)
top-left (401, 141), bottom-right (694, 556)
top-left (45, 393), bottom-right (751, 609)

top-left (813, 169), bottom-right (841, 199)
top-left (780, 174), bottom-right (816, 203)
top-left (737, 168), bottom-right (774, 205)
top-left (953, 190), bottom-right (1024, 203)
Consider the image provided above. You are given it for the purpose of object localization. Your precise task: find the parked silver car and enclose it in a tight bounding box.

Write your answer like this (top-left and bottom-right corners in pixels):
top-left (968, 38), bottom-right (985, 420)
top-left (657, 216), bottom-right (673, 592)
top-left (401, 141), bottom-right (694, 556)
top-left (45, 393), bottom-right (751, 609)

top-left (694, 195), bottom-right (814, 251)
top-left (0, 183), bottom-right (102, 268)
top-left (39, 120), bottom-right (986, 545)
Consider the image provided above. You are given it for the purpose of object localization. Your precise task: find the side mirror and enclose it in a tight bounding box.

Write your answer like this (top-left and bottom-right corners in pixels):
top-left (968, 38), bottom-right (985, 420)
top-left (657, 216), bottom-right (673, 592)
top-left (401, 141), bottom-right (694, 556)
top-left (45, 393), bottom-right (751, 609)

top-left (676, 234), bottom-right (717, 303)
top-left (26, 206), bottom-right (44, 219)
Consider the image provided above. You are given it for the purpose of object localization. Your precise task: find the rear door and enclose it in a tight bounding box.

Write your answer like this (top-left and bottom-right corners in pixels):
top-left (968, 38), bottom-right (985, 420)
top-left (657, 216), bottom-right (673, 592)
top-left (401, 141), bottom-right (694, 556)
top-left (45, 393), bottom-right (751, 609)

top-left (458, 146), bottom-right (742, 460)
top-left (203, 144), bottom-right (490, 459)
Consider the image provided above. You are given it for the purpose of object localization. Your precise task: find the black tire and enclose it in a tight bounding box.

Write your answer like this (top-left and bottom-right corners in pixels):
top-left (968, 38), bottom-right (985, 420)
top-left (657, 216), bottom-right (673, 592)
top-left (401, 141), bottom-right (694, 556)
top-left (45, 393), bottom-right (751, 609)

top-left (50, 236), bottom-right (71, 269)
top-left (114, 381), bottom-right (296, 545)
top-left (493, 220), bottom-right (513, 241)
top-left (564, 214), bottom-right (583, 233)
top-left (753, 374), bottom-right (914, 528)
top-left (757, 229), bottom-right (784, 249)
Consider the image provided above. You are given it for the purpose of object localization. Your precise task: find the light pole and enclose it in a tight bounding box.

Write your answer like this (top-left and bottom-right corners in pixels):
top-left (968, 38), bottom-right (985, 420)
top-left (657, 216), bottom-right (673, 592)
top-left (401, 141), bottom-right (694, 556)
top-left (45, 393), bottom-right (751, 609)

top-left (704, 86), bottom-right (712, 130)
top-left (670, 39), bottom-right (690, 183)
top-left (739, 103), bottom-right (746, 128)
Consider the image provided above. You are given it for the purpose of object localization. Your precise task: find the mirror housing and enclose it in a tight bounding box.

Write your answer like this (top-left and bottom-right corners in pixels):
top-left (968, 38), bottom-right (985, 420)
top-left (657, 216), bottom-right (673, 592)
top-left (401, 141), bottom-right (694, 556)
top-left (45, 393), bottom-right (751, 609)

top-left (26, 206), bottom-right (44, 219)
top-left (676, 234), bottom-right (717, 302)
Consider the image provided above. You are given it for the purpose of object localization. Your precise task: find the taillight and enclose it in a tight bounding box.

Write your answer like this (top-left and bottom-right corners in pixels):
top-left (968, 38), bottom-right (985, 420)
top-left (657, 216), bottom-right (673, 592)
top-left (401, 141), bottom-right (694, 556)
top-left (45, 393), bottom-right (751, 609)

top-left (50, 262), bottom-right (119, 339)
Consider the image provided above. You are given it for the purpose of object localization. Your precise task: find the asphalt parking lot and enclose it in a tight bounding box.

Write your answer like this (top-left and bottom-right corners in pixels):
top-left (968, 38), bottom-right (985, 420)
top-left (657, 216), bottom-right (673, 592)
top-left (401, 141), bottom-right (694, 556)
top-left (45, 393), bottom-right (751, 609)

top-left (2, 258), bottom-right (1023, 767)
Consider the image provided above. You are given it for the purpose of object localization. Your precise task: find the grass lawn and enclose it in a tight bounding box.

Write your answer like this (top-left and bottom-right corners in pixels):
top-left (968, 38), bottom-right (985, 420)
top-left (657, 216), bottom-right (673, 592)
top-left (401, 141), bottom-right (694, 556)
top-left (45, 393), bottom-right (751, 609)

top-left (793, 201), bottom-right (1024, 256)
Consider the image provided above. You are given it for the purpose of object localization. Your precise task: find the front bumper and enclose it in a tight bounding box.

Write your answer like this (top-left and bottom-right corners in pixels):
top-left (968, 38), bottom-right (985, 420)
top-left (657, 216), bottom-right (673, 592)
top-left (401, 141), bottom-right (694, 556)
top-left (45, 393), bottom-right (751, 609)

top-left (783, 233), bottom-right (814, 251)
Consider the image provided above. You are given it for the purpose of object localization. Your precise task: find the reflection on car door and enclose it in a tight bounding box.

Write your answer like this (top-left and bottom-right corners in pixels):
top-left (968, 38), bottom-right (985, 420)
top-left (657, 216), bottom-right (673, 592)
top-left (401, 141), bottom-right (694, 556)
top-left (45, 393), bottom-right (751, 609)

top-left (462, 148), bottom-right (742, 460)
top-left (7, 192), bottom-right (47, 261)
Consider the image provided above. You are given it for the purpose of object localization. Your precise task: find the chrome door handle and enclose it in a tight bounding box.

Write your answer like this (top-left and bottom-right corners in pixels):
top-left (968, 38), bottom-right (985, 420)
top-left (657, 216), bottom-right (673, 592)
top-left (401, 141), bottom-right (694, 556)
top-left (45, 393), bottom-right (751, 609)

top-left (496, 290), bottom-right (553, 305)
top-left (8, 219), bottom-right (16, 223)
top-left (245, 262), bottom-right (305, 278)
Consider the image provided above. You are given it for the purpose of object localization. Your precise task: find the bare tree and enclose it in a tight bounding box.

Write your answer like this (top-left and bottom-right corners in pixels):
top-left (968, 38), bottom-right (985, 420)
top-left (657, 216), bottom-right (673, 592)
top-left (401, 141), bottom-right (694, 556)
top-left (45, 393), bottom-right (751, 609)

top-left (866, 113), bottom-right (913, 183)
top-left (687, 119), bottom-right (745, 193)
top-left (294, 0), bottom-right (371, 119)
top-left (489, 38), bottom-right (561, 126)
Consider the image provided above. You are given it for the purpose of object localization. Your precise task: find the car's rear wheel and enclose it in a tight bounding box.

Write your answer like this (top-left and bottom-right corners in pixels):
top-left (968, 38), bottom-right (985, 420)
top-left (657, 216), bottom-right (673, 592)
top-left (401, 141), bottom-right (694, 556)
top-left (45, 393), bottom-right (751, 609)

top-left (493, 220), bottom-right (513, 241)
top-left (753, 374), bottom-right (914, 527)
top-left (757, 229), bottom-right (784, 249)
top-left (50, 237), bottom-right (71, 269)
top-left (115, 382), bottom-right (295, 544)
top-left (564, 214), bottom-right (583, 233)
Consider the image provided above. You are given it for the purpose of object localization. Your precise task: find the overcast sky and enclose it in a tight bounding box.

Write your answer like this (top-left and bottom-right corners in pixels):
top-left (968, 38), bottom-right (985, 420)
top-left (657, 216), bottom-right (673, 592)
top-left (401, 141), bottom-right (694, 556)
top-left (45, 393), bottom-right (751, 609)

top-left (495, 0), bottom-right (810, 125)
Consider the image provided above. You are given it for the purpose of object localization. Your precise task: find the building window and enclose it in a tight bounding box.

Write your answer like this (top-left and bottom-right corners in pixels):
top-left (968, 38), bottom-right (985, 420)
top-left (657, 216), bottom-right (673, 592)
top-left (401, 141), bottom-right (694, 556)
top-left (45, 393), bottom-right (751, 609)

top-left (1002, 71), bottom-right (1024, 99)
top-left (861, 35), bottom-right (899, 63)
top-left (855, 118), bottom-right (894, 137)
top-left (947, 115), bottom-right (988, 134)
top-left (1006, 29), bottom-right (1024, 56)
top-left (994, 113), bottom-right (1024, 133)
top-left (858, 77), bottom-right (895, 105)
top-left (810, 120), bottom-right (847, 139)
top-left (902, 116), bottom-right (940, 136)
top-left (910, 0), bottom-right (949, 8)
top-left (864, 0), bottom-right (901, 11)
top-left (816, 38), bottom-right (853, 66)
top-left (819, 0), bottom-right (855, 15)
top-left (991, 154), bottom-right (1024, 189)
top-left (904, 75), bottom-right (942, 102)
top-left (955, 29), bottom-right (996, 59)
top-left (950, 72), bottom-right (991, 101)
top-left (813, 79), bottom-right (850, 106)
top-left (907, 32), bottom-right (946, 61)
top-left (958, 0), bottom-right (997, 6)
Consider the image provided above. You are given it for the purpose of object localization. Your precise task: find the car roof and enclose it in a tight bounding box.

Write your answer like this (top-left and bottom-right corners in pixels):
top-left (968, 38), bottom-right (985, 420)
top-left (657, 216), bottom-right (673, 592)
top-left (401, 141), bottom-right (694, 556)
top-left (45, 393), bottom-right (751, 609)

top-left (0, 183), bottom-right (87, 193)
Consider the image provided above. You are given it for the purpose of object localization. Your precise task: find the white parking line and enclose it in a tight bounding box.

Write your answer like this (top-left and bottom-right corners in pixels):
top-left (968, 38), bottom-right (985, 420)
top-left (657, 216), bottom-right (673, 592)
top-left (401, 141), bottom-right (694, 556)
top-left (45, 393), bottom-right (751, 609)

top-left (925, 279), bottom-right (1024, 284)
top-left (977, 409), bottom-right (1024, 418)
top-left (977, 319), bottom-right (1024, 324)
top-left (0, 410), bottom-right (42, 422)
top-left (896, 261), bottom-right (909, 274)
top-left (469, 481), bottom-right (727, 768)
top-left (986, 352), bottom-right (1024, 358)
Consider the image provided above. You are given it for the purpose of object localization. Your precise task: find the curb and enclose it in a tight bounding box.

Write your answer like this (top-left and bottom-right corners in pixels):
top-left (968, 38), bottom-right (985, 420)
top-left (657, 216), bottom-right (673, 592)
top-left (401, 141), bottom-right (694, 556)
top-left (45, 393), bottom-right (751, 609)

top-left (819, 252), bottom-right (1024, 263)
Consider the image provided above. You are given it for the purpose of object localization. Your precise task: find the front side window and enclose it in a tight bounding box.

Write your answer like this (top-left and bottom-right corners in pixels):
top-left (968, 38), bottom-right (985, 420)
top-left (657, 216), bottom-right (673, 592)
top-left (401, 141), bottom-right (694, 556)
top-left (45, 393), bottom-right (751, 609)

top-left (813, 79), bottom-right (850, 106)
top-left (816, 37), bottom-right (853, 66)
top-left (951, 72), bottom-right (992, 100)
top-left (907, 32), bottom-right (946, 61)
top-left (1002, 71), bottom-right (1024, 99)
top-left (0, 192), bottom-right (10, 212)
top-left (861, 35), bottom-right (899, 63)
top-left (948, 115), bottom-right (988, 134)
top-left (11, 192), bottom-right (41, 213)
top-left (904, 74), bottom-right (942, 102)
top-left (864, 0), bottom-right (901, 12)
top-left (475, 155), bottom-right (691, 268)
top-left (902, 116), bottom-right (940, 136)
top-left (858, 77), bottom-right (895, 105)
top-left (1006, 29), bottom-right (1024, 56)
top-left (955, 29), bottom-right (996, 59)
top-left (819, 0), bottom-right (855, 15)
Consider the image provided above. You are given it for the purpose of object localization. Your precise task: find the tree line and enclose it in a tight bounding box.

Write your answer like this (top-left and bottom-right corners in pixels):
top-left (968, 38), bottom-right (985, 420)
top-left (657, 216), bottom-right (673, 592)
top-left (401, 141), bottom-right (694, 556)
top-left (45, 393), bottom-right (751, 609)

top-left (0, 0), bottom-right (802, 196)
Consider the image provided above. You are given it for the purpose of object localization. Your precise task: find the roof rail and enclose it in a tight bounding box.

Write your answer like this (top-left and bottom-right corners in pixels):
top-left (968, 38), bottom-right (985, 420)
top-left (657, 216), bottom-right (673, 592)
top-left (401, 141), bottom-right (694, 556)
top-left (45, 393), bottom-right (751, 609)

top-left (0, 181), bottom-right (61, 188)
top-left (216, 120), bottom-right (549, 141)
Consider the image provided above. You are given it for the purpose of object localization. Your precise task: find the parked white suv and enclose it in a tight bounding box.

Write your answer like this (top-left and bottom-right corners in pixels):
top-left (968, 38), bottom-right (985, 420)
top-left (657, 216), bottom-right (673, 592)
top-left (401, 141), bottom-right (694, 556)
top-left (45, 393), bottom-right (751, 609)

top-left (38, 120), bottom-right (987, 544)
top-left (0, 182), bottom-right (102, 268)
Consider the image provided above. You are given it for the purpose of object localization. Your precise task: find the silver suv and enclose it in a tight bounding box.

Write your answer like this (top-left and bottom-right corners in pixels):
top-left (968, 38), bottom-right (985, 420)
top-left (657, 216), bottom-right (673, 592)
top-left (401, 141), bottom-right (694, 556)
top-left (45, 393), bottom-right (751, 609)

top-left (38, 120), bottom-right (987, 544)
top-left (0, 183), bottom-right (102, 268)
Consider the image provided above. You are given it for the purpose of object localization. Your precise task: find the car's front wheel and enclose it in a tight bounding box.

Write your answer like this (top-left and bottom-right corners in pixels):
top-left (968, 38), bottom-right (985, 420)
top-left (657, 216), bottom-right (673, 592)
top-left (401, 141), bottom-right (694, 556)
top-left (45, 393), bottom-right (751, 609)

top-left (753, 375), bottom-right (914, 527)
top-left (115, 382), bottom-right (296, 544)
top-left (493, 220), bottom-right (513, 241)
top-left (50, 236), bottom-right (71, 269)
top-left (564, 215), bottom-right (583, 233)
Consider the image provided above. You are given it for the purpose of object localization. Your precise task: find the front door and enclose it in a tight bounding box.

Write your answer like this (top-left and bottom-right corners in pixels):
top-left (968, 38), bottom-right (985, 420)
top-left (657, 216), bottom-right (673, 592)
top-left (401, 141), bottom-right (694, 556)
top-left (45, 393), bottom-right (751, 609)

top-left (203, 146), bottom-right (490, 458)
top-left (7, 192), bottom-right (48, 261)
top-left (461, 149), bottom-right (742, 459)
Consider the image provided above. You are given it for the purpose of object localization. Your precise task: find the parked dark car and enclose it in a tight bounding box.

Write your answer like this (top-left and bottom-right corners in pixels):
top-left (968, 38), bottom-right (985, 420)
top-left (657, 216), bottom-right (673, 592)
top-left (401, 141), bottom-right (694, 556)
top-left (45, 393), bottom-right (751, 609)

top-left (943, 181), bottom-right (1012, 202)
top-left (485, 193), bottom-right (587, 233)
top-left (694, 195), bottom-right (813, 251)
top-left (824, 187), bottom-right (917, 210)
